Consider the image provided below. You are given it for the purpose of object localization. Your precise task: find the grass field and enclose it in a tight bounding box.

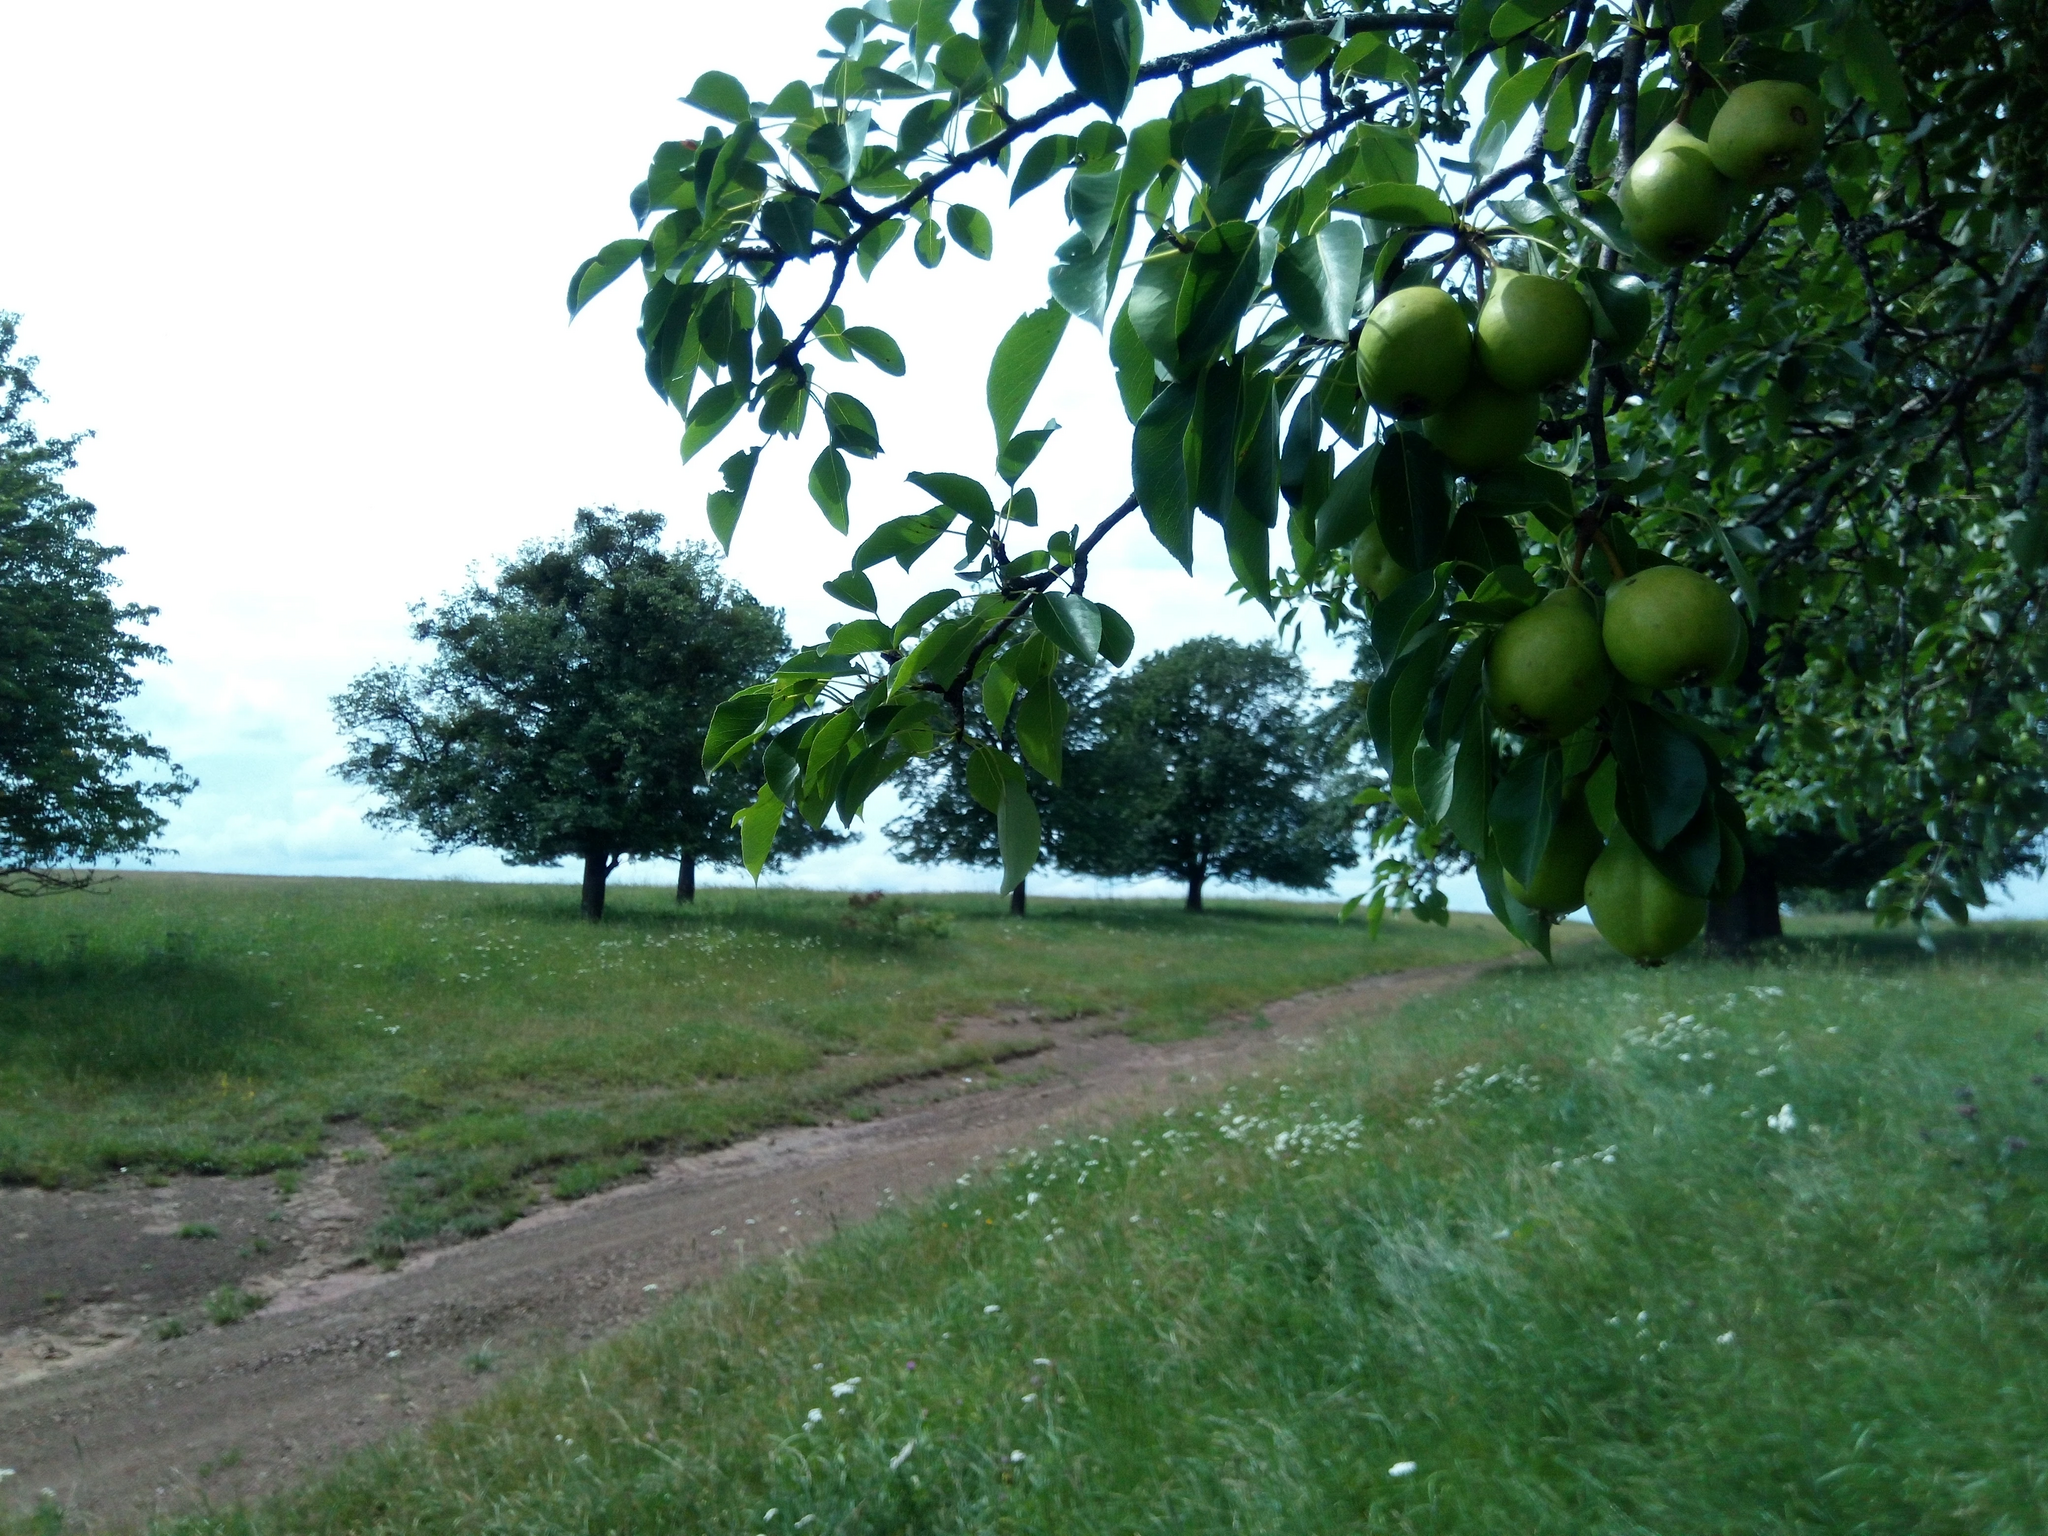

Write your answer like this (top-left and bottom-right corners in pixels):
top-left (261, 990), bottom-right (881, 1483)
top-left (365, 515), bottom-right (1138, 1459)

top-left (102, 924), bottom-right (2048, 1535)
top-left (0, 873), bottom-right (1513, 1249)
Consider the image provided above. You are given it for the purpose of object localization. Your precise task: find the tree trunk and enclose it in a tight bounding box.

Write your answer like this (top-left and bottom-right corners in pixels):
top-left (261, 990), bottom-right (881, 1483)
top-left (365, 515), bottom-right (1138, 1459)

top-left (1009, 877), bottom-right (1026, 918)
top-left (580, 851), bottom-right (610, 923)
top-left (1185, 867), bottom-right (1205, 913)
top-left (676, 852), bottom-right (696, 904)
top-left (1706, 855), bottom-right (1783, 955)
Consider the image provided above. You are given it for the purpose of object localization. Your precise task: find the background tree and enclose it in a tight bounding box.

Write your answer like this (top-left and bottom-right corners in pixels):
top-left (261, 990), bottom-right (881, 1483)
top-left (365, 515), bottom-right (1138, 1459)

top-left (0, 312), bottom-right (191, 895)
top-left (334, 508), bottom-right (829, 921)
top-left (575, 0), bottom-right (2047, 956)
top-left (1056, 638), bottom-right (1358, 911)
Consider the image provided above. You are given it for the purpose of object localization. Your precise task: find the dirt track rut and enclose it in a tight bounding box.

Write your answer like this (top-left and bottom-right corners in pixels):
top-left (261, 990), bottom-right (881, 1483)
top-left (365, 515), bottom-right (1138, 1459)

top-left (0, 962), bottom-right (1494, 1528)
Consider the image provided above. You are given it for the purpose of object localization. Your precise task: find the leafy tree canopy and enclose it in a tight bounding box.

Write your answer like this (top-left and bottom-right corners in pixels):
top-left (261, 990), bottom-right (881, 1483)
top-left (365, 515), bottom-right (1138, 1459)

top-left (0, 313), bottom-right (191, 895)
top-left (333, 508), bottom-right (824, 920)
top-left (1058, 636), bottom-right (1359, 908)
top-left (573, 0), bottom-right (2048, 957)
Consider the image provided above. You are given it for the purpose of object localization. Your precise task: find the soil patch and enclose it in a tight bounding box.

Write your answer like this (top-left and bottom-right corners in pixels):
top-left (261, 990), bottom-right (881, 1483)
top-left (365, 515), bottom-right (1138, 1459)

top-left (0, 961), bottom-right (1499, 1528)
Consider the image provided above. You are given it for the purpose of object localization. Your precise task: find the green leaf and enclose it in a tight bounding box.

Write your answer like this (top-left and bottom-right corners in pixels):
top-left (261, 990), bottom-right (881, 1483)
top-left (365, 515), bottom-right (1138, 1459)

top-left (997, 771), bottom-right (1042, 892)
top-left (734, 783), bottom-right (786, 878)
top-left (704, 688), bottom-right (775, 771)
top-left (1477, 57), bottom-right (1559, 153)
top-left (1056, 0), bottom-right (1141, 120)
top-left (907, 471), bottom-right (998, 524)
top-left (706, 447), bottom-right (761, 552)
top-left (567, 240), bottom-right (649, 319)
top-left (823, 568), bottom-right (878, 611)
top-left (894, 588), bottom-right (963, 641)
top-left (1012, 135), bottom-right (1080, 203)
top-left (1373, 432), bottom-right (1454, 570)
top-left (1175, 220), bottom-right (1262, 365)
top-left (995, 493), bottom-right (1035, 537)
top-left (825, 618), bottom-right (897, 655)
top-left (810, 447), bottom-right (854, 532)
top-left (1489, 0), bottom-right (1570, 39)
top-left (998, 424), bottom-right (1059, 484)
top-left (854, 511), bottom-right (953, 570)
top-left (967, 744), bottom-right (1016, 814)
top-left (1610, 702), bottom-right (1710, 852)
top-left (1033, 593), bottom-right (1103, 663)
top-left (1337, 183), bottom-right (1457, 227)
top-left (1095, 602), bottom-right (1135, 666)
top-left (760, 194), bottom-right (817, 255)
top-left (982, 660), bottom-right (1022, 735)
top-left (858, 219), bottom-right (906, 279)
top-left (685, 71), bottom-right (754, 123)
top-left (680, 382), bottom-right (742, 462)
top-left (1133, 380), bottom-right (1197, 569)
top-left (1281, 32), bottom-right (1337, 80)
top-left (765, 81), bottom-right (816, 117)
top-left (842, 325), bottom-right (906, 376)
top-left (946, 204), bottom-right (995, 259)
top-left (987, 304), bottom-right (1071, 447)
top-left (1834, 10), bottom-right (1909, 121)
top-left (1165, 0), bottom-right (1221, 26)
top-left (1109, 298), bottom-right (1158, 421)
top-left (915, 218), bottom-right (946, 267)
top-left (1314, 444), bottom-right (1379, 551)
top-left (1015, 679), bottom-right (1069, 783)
top-left (1128, 246), bottom-right (1190, 375)
top-left (1489, 741), bottom-right (1564, 887)
top-left (1271, 220), bottom-right (1364, 343)
top-left (1190, 361), bottom-right (1241, 521)
top-left (974, 0), bottom-right (1022, 68)
top-left (825, 393), bottom-right (883, 458)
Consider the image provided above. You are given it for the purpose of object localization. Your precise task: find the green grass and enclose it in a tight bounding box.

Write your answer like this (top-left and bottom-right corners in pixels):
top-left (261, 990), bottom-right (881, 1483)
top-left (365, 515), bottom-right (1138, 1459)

top-left (0, 873), bottom-right (1509, 1248)
top-left (122, 925), bottom-right (2048, 1535)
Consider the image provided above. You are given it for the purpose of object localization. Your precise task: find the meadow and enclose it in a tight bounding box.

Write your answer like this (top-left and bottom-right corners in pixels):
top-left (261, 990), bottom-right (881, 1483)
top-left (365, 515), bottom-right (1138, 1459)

top-left (0, 873), bottom-right (1513, 1249)
top-left (105, 924), bottom-right (2048, 1535)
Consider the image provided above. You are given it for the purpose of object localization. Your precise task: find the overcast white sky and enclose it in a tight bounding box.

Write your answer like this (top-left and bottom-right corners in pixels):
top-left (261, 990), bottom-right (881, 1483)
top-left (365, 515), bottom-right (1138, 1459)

top-left (6, 4), bottom-right (2039, 916)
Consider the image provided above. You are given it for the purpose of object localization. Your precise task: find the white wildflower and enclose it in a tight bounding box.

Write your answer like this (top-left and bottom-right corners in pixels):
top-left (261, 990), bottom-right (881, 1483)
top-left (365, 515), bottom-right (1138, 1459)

top-left (1389, 1460), bottom-right (1418, 1478)
top-left (1716, 1332), bottom-right (1736, 1345)
top-left (830, 1377), bottom-right (861, 1397)
top-left (1767, 1104), bottom-right (1798, 1134)
top-left (984, 1303), bottom-right (1001, 1314)
top-left (1009, 1449), bottom-right (1027, 1463)
top-left (805, 1408), bottom-right (824, 1428)
top-left (889, 1440), bottom-right (916, 1470)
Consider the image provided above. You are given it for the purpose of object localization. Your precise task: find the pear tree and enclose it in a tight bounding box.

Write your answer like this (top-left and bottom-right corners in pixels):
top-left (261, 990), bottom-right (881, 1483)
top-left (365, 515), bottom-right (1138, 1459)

top-left (569, 0), bottom-right (2047, 961)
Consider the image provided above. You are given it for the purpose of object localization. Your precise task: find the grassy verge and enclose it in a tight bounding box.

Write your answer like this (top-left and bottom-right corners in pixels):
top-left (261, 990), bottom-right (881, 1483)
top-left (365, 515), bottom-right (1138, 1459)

top-left (110, 925), bottom-right (2048, 1535)
top-left (0, 874), bottom-right (1511, 1246)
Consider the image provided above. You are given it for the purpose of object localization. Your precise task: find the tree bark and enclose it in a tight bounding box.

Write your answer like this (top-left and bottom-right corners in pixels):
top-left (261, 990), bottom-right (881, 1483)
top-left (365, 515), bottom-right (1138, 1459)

top-left (1706, 854), bottom-right (1783, 954)
top-left (676, 852), bottom-right (696, 904)
top-left (1009, 876), bottom-right (1026, 918)
top-left (580, 851), bottom-right (610, 923)
top-left (1185, 867), bottom-right (1205, 913)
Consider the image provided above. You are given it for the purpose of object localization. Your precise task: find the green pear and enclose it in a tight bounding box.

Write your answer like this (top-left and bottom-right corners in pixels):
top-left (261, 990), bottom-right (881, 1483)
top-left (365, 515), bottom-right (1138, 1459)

top-left (1505, 792), bottom-right (1603, 916)
top-left (1422, 374), bottom-right (1541, 473)
top-left (1484, 588), bottom-right (1614, 737)
top-left (1582, 269), bottom-right (1655, 357)
top-left (1709, 80), bottom-right (1825, 189)
top-left (1475, 271), bottom-right (1593, 392)
top-left (1350, 520), bottom-right (1412, 600)
top-left (1618, 121), bottom-right (1733, 265)
top-left (1357, 285), bottom-right (1472, 418)
top-left (1585, 831), bottom-right (1708, 965)
top-left (1602, 565), bottom-right (1743, 688)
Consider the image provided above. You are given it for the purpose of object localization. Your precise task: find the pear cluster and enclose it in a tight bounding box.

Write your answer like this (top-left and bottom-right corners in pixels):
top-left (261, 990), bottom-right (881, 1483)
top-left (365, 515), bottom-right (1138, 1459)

top-left (1619, 81), bottom-right (1825, 264)
top-left (1481, 567), bottom-right (1745, 962)
top-left (1358, 270), bottom-right (1593, 473)
top-left (1484, 566), bottom-right (1742, 738)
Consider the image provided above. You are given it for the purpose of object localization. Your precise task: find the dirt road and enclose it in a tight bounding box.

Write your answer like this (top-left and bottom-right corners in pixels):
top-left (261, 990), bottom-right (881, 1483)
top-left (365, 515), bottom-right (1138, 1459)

top-left (0, 962), bottom-right (1492, 1529)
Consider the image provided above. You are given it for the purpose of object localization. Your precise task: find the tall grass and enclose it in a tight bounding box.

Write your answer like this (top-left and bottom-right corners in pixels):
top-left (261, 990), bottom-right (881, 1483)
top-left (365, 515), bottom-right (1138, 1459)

top-left (122, 927), bottom-right (2048, 1534)
top-left (0, 874), bottom-right (1510, 1245)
